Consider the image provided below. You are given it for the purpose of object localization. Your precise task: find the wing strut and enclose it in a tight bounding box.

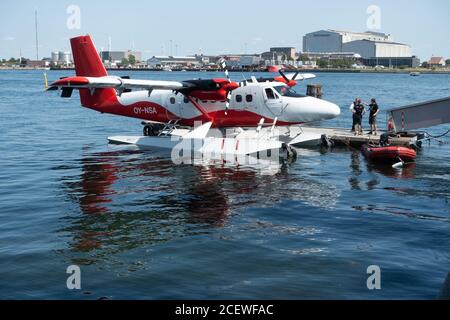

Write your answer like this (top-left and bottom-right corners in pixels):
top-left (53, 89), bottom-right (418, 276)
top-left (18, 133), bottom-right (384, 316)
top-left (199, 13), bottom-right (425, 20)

top-left (185, 95), bottom-right (213, 122)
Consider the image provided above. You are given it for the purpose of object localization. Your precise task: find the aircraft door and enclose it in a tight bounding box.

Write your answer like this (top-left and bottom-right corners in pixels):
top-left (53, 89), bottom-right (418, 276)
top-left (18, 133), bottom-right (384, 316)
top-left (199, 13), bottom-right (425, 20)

top-left (264, 87), bottom-right (283, 117)
top-left (165, 94), bottom-right (183, 120)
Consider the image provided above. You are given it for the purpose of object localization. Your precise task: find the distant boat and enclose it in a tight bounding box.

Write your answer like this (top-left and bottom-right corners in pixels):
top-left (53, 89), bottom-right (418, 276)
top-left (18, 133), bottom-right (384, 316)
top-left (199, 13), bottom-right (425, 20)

top-left (410, 72), bottom-right (421, 76)
top-left (162, 66), bottom-right (172, 72)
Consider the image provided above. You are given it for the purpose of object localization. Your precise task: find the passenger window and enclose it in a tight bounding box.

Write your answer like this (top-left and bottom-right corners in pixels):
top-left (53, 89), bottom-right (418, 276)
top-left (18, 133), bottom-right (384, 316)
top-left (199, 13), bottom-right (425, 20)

top-left (183, 96), bottom-right (189, 104)
top-left (265, 88), bottom-right (276, 100)
top-left (170, 97), bottom-right (176, 104)
top-left (236, 95), bottom-right (242, 103)
top-left (246, 95), bottom-right (253, 102)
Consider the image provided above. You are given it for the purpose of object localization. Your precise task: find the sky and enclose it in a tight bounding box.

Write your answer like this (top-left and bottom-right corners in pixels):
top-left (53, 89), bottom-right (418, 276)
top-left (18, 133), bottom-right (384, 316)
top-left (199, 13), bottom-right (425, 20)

top-left (0, 0), bottom-right (449, 61)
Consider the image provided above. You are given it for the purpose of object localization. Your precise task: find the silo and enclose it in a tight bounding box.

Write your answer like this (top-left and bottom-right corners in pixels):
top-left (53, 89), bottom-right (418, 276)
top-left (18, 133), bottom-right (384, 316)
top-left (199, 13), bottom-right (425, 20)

top-left (51, 51), bottom-right (59, 63)
top-left (62, 52), bottom-right (72, 64)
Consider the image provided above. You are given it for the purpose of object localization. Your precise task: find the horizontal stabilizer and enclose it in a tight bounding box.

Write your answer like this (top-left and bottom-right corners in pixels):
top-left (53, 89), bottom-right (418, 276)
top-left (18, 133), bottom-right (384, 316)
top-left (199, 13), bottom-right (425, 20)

top-left (61, 87), bottom-right (74, 98)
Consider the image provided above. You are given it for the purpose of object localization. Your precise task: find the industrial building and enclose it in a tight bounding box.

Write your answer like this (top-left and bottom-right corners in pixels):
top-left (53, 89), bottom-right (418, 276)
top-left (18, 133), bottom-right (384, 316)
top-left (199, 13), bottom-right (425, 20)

top-left (303, 52), bottom-right (362, 60)
top-left (25, 60), bottom-right (50, 68)
top-left (146, 56), bottom-right (200, 68)
top-left (237, 55), bottom-right (261, 68)
top-left (303, 29), bottom-right (415, 67)
top-left (270, 47), bottom-right (297, 60)
top-left (51, 51), bottom-right (73, 66)
top-left (100, 51), bottom-right (142, 64)
top-left (303, 30), bottom-right (393, 53)
top-left (261, 51), bottom-right (284, 65)
top-left (342, 39), bottom-right (411, 58)
top-left (363, 57), bottom-right (420, 68)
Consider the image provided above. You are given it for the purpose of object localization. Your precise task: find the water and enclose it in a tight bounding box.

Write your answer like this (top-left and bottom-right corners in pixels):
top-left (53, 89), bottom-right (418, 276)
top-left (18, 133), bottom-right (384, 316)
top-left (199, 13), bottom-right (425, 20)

top-left (0, 70), bottom-right (449, 299)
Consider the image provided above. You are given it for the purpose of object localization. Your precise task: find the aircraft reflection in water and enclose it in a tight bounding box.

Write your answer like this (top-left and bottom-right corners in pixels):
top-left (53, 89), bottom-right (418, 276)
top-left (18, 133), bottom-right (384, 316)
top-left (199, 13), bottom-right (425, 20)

top-left (58, 148), bottom-right (340, 262)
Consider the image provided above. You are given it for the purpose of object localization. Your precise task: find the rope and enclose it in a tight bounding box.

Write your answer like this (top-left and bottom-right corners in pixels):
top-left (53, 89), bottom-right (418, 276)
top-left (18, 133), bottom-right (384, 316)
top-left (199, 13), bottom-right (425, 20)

top-left (423, 128), bottom-right (450, 139)
top-left (421, 128), bottom-right (450, 145)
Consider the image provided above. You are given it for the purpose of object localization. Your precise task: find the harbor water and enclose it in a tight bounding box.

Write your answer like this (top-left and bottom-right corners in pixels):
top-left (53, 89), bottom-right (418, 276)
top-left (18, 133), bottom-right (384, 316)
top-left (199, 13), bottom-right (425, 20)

top-left (0, 70), bottom-right (449, 299)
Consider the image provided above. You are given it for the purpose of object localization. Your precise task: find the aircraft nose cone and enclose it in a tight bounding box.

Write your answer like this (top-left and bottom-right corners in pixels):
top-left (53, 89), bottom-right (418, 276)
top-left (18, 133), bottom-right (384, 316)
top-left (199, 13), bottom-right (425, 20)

top-left (330, 102), bottom-right (341, 117)
top-left (322, 100), bottom-right (341, 119)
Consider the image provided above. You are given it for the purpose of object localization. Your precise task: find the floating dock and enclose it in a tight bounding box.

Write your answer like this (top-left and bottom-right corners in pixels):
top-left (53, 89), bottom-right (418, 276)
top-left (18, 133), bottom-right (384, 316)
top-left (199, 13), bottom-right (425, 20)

top-left (236, 125), bottom-right (419, 149)
top-left (295, 127), bottom-right (418, 148)
top-left (287, 96), bottom-right (450, 149)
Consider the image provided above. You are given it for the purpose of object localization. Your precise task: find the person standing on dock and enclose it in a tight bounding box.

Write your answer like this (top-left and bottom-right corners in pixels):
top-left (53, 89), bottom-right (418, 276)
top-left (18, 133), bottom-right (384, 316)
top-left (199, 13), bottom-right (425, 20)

top-left (350, 98), bottom-right (361, 132)
top-left (368, 98), bottom-right (379, 135)
top-left (352, 99), bottom-right (365, 136)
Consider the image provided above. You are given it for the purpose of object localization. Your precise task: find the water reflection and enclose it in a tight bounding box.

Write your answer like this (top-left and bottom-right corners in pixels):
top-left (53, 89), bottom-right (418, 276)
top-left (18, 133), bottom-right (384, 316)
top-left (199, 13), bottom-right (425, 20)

top-left (348, 149), bottom-right (418, 192)
top-left (439, 271), bottom-right (450, 300)
top-left (367, 162), bottom-right (417, 180)
top-left (57, 148), bottom-right (340, 264)
top-left (353, 203), bottom-right (450, 222)
top-left (349, 151), bottom-right (363, 190)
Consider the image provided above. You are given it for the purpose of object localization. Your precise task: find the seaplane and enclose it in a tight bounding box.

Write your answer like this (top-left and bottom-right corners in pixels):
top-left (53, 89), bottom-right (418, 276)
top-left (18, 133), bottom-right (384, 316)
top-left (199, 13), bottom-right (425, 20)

top-left (47, 35), bottom-right (341, 163)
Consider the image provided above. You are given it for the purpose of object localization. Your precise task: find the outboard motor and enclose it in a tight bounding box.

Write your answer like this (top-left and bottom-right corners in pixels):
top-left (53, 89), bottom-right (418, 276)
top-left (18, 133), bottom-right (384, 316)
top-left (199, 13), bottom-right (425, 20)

top-left (380, 133), bottom-right (390, 147)
top-left (321, 134), bottom-right (334, 148)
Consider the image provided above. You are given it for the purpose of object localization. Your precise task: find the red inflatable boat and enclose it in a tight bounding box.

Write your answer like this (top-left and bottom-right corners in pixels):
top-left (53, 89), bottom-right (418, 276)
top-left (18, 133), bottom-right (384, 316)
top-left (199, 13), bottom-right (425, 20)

top-left (362, 144), bottom-right (417, 163)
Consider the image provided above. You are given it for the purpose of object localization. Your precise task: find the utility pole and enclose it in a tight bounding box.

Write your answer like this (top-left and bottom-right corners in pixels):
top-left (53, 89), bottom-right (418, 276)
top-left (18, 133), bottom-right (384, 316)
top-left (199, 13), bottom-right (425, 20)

top-left (108, 36), bottom-right (112, 62)
top-left (35, 10), bottom-right (39, 60)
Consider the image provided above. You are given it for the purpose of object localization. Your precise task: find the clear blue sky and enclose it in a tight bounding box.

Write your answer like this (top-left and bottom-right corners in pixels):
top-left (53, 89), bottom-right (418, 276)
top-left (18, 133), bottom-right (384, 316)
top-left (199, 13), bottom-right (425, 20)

top-left (1, 0), bottom-right (449, 61)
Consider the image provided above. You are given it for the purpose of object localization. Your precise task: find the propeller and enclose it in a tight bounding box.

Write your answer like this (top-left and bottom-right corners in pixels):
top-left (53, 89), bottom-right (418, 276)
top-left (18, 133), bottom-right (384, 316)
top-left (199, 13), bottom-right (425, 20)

top-left (219, 58), bottom-right (232, 115)
top-left (278, 69), bottom-right (299, 87)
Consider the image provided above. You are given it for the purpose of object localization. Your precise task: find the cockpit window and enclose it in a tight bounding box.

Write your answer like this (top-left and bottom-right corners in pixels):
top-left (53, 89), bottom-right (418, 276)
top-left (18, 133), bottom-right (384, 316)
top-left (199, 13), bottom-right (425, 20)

top-left (265, 88), bottom-right (277, 100)
top-left (273, 86), bottom-right (306, 98)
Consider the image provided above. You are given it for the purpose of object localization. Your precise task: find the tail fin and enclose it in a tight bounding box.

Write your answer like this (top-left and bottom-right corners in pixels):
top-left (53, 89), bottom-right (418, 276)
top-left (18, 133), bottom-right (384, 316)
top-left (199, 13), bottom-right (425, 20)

top-left (70, 35), bottom-right (116, 108)
top-left (71, 35), bottom-right (107, 77)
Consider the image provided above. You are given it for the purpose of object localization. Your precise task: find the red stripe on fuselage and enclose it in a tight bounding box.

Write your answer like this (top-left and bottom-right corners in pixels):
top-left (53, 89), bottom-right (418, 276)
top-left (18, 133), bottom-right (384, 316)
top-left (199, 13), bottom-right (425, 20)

top-left (81, 94), bottom-right (180, 122)
top-left (82, 96), bottom-right (302, 127)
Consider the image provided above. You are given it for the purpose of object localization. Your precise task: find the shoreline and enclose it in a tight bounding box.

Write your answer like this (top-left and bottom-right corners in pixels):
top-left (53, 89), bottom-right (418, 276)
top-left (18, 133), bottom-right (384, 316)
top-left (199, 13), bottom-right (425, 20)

top-left (1, 66), bottom-right (450, 74)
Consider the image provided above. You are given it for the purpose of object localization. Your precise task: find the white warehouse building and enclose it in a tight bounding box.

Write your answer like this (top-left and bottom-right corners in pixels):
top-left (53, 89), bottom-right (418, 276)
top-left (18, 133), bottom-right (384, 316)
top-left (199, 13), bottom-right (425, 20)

top-left (303, 29), bottom-right (411, 58)
top-left (342, 40), bottom-right (412, 58)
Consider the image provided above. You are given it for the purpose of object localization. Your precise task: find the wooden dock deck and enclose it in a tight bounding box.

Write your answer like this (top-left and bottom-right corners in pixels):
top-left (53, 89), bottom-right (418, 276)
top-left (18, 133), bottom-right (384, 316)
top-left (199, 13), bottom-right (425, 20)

top-left (300, 127), bottom-right (417, 148)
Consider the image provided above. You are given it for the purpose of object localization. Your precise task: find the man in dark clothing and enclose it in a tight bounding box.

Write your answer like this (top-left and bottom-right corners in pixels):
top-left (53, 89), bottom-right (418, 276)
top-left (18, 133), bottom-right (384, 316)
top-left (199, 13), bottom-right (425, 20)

top-left (352, 98), bottom-right (365, 135)
top-left (368, 98), bottom-right (379, 135)
top-left (350, 98), bottom-right (361, 132)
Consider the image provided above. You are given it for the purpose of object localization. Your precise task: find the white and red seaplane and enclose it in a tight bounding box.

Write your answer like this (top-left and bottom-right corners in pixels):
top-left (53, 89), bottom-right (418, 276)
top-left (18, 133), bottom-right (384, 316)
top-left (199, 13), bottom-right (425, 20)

top-left (47, 35), bottom-right (341, 161)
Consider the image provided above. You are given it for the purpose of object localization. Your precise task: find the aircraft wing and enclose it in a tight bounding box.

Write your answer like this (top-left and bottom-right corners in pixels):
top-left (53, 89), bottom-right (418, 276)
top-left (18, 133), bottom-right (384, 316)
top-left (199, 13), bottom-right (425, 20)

top-left (48, 76), bottom-right (240, 101)
top-left (246, 72), bottom-right (316, 87)
top-left (284, 73), bottom-right (316, 81)
top-left (48, 76), bottom-right (186, 92)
